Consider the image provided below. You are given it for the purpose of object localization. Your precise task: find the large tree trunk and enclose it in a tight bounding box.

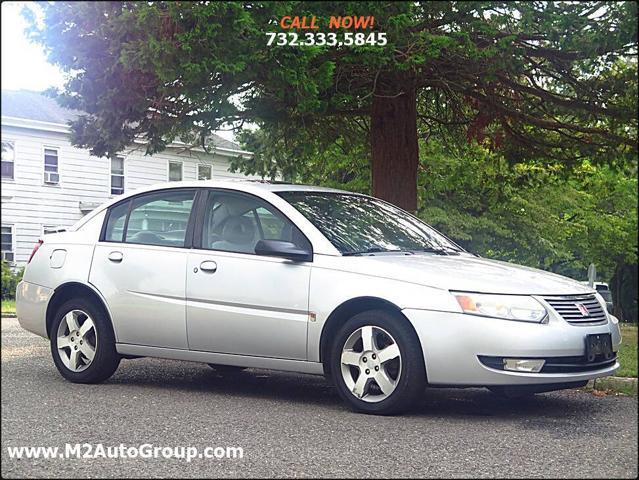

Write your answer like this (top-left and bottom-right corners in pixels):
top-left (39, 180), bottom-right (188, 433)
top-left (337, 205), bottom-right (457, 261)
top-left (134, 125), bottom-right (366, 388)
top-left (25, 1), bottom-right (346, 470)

top-left (611, 264), bottom-right (624, 320)
top-left (611, 261), bottom-right (638, 322)
top-left (370, 80), bottom-right (419, 212)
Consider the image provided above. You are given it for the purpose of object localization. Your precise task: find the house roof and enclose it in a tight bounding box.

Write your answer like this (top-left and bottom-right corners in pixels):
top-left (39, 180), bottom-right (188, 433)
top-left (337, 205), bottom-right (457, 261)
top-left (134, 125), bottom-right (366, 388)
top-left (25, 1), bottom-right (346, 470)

top-left (1, 90), bottom-right (80, 124)
top-left (0, 89), bottom-right (242, 151)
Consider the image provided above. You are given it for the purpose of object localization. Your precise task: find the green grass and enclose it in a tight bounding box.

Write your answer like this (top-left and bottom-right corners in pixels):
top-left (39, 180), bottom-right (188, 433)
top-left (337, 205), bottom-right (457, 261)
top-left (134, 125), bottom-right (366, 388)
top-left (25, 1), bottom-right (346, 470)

top-left (590, 377), bottom-right (638, 397)
top-left (616, 324), bottom-right (637, 378)
top-left (1, 299), bottom-right (16, 315)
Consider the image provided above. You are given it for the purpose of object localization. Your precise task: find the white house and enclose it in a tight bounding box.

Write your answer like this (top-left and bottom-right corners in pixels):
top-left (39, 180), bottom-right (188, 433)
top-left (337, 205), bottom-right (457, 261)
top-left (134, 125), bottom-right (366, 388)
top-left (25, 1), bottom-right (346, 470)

top-left (1, 90), bottom-right (253, 266)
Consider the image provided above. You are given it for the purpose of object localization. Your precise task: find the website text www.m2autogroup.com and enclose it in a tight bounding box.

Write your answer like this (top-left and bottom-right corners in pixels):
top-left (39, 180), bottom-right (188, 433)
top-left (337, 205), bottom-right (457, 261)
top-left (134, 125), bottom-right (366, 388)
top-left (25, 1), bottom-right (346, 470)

top-left (6, 443), bottom-right (244, 462)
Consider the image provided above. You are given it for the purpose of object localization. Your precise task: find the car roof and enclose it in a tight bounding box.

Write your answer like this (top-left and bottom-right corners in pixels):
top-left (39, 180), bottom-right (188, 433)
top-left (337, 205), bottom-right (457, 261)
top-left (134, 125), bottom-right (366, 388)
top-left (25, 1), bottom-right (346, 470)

top-left (160, 179), bottom-right (353, 194)
top-left (71, 180), bottom-right (361, 231)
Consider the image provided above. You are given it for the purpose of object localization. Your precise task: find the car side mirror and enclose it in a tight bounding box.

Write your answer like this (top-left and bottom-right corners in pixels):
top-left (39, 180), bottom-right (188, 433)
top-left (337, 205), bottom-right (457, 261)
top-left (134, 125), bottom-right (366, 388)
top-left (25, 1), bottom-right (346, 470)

top-left (254, 240), bottom-right (312, 262)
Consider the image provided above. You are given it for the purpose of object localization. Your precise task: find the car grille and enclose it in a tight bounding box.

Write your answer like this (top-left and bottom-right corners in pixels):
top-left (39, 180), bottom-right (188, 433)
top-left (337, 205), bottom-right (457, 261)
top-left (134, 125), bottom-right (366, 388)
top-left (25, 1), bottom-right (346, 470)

top-left (542, 294), bottom-right (607, 325)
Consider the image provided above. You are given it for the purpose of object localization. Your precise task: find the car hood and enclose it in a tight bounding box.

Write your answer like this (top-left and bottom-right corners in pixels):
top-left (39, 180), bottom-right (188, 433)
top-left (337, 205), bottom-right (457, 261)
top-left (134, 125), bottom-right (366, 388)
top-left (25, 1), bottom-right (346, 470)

top-left (343, 253), bottom-right (593, 295)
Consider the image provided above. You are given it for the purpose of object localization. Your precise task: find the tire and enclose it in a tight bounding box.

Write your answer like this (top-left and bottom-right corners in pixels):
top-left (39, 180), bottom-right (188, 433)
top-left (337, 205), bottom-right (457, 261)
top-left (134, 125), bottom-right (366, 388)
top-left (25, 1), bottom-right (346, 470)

top-left (50, 298), bottom-right (120, 384)
top-left (329, 310), bottom-right (426, 415)
top-left (207, 364), bottom-right (247, 374)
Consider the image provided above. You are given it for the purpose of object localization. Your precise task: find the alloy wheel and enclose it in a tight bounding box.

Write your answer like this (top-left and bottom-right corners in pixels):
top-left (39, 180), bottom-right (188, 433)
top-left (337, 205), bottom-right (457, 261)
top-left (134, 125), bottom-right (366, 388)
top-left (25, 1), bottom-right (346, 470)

top-left (340, 325), bottom-right (402, 402)
top-left (56, 310), bottom-right (97, 372)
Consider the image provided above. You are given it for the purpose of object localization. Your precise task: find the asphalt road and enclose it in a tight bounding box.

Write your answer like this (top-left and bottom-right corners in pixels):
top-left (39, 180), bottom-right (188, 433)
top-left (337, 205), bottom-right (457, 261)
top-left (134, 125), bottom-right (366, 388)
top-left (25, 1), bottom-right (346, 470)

top-left (1, 317), bottom-right (637, 479)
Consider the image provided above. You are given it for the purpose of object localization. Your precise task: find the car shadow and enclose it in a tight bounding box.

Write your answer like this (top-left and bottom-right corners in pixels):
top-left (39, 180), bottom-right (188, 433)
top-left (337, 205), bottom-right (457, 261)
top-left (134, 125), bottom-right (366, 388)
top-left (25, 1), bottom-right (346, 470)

top-left (413, 386), bottom-right (594, 418)
top-left (107, 357), bottom-right (341, 409)
top-left (97, 357), bottom-right (603, 419)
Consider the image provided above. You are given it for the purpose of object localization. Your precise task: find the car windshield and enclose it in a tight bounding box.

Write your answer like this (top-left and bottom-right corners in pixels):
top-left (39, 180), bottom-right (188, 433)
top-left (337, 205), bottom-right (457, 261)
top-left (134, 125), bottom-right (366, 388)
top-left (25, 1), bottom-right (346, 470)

top-left (277, 191), bottom-right (463, 255)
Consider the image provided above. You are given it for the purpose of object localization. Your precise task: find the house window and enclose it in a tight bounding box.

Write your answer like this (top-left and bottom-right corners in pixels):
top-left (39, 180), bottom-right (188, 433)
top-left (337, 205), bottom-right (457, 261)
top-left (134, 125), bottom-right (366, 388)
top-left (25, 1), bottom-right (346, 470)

top-left (168, 161), bottom-right (182, 182)
top-left (1, 225), bottom-right (14, 263)
top-left (197, 164), bottom-right (212, 180)
top-left (1, 141), bottom-right (15, 180)
top-left (111, 156), bottom-right (125, 195)
top-left (44, 147), bottom-right (60, 184)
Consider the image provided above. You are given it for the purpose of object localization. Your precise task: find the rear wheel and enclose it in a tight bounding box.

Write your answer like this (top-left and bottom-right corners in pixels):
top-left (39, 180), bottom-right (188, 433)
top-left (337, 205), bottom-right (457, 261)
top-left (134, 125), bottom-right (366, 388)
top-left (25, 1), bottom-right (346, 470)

top-left (330, 310), bottom-right (426, 415)
top-left (50, 299), bottom-right (120, 383)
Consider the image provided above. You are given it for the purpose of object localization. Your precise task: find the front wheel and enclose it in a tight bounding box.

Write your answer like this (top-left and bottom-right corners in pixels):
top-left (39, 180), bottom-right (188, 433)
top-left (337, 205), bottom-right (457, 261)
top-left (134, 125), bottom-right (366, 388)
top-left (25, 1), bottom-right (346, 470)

top-left (50, 299), bottom-right (120, 383)
top-left (329, 310), bottom-right (426, 415)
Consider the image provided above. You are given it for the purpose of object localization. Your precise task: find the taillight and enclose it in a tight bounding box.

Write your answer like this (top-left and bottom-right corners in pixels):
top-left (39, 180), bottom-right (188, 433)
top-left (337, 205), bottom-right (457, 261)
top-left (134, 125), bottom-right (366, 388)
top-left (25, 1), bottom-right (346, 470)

top-left (28, 239), bottom-right (44, 264)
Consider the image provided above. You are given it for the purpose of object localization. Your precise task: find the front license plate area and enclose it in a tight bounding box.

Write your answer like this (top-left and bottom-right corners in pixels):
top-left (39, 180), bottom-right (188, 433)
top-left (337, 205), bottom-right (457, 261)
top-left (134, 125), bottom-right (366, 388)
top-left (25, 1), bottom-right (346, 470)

top-left (585, 333), bottom-right (613, 362)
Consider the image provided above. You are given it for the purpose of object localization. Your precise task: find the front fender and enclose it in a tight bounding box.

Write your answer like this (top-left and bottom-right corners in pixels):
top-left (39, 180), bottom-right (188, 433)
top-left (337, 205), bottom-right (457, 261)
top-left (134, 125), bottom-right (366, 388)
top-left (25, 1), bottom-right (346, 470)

top-left (308, 259), bottom-right (459, 362)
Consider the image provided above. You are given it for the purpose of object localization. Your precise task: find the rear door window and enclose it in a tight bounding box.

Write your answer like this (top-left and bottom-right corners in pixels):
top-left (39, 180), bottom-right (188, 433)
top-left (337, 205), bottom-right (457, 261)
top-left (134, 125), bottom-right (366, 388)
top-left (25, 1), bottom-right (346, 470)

top-left (104, 201), bottom-right (129, 242)
top-left (103, 189), bottom-right (196, 247)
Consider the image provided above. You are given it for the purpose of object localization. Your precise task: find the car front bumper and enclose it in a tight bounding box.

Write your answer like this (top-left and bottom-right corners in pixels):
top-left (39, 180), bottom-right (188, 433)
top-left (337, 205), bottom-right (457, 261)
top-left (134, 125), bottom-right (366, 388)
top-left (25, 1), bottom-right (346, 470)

top-left (403, 308), bottom-right (621, 386)
top-left (16, 280), bottom-right (52, 339)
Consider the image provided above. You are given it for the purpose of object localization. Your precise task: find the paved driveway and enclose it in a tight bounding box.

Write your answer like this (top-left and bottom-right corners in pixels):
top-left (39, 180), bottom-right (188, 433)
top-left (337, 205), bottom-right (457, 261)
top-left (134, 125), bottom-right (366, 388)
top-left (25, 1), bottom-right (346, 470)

top-left (2, 317), bottom-right (637, 478)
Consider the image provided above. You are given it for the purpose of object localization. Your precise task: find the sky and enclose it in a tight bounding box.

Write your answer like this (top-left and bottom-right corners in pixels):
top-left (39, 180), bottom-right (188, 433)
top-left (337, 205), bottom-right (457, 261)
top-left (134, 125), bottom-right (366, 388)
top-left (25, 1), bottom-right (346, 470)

top-left (0, 2), bottom-right (236, 142)
top-left (1, 2), bottom-right (64, 91)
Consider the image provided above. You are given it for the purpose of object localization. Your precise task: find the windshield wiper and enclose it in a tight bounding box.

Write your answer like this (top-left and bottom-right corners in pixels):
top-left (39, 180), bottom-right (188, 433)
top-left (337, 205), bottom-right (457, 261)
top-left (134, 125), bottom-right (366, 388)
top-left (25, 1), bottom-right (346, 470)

top-left (342, 247), bottom-right (413, 256)
top-left (415, 246), bottom-right (461, 256)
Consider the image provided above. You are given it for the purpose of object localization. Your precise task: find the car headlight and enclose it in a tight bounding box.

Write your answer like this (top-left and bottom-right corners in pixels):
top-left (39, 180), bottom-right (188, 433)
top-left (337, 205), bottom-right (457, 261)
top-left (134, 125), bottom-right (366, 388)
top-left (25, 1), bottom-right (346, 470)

top-left (452, 292), bottom-right (548, 323)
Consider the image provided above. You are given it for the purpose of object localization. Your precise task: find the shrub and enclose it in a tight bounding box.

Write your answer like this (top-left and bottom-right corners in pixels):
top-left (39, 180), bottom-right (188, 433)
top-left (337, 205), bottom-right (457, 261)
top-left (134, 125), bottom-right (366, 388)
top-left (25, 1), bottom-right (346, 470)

top-left (1, 261), bottom-right (23, 300)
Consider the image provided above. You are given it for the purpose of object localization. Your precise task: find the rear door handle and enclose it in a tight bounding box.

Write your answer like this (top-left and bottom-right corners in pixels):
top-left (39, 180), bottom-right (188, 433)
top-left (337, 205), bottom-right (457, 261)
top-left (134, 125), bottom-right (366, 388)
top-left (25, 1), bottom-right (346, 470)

top-left (108, 251), bottom-right (123, 263)
top-left (199, 260), bottom-right (217, 273)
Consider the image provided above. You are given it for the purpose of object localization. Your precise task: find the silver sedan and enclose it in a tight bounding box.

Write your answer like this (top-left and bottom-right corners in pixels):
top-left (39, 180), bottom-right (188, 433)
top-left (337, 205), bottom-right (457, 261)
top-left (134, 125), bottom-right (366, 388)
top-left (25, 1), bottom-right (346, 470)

top-left (16, 181), bottom-right (621, 414)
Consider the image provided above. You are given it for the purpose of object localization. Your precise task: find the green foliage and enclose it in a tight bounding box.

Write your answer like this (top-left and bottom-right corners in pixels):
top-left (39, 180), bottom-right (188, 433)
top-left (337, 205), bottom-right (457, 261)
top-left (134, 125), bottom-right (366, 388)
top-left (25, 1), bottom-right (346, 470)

top-left (234, 120), bottom-right (371, 193)
top-left (280, 136), bottom-right (638, 320)
top-left (25, 1), bottom-right (637, 317)
top-left (1, 299), bottom-right (16, 316)
top-left (1, 261), bottom-right (23, 300)
top-left (416, 141), bottom-right (637, 282)
top-left (27, 1), bottom-right (637, 166)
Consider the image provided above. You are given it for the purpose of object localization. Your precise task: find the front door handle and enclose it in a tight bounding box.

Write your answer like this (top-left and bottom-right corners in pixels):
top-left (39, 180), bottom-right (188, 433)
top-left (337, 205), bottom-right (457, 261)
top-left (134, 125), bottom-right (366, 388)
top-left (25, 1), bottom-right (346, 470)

top-left (199, 260), bottom-right (218, 273)
top-left (108, 251), bottom-right (123, 263)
